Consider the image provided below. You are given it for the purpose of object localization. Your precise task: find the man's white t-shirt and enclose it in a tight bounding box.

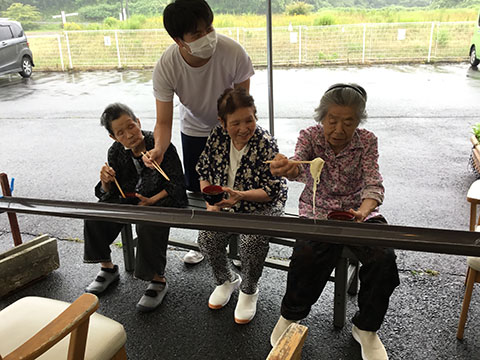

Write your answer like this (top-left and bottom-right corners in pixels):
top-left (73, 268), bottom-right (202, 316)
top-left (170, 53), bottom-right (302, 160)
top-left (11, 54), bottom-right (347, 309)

top-left (152, 34), bottom-right (254, 137)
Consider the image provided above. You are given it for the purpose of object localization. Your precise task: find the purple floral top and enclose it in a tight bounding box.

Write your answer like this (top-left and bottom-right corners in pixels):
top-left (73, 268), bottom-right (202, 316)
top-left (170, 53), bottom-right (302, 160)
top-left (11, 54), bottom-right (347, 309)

top-left (292, 124), bottom-right (384, 220)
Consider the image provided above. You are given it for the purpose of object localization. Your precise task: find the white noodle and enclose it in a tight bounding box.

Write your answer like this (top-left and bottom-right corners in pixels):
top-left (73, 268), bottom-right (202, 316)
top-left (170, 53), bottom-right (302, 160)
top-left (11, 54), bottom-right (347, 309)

top-left (309, 157), bottom-right (325, 216)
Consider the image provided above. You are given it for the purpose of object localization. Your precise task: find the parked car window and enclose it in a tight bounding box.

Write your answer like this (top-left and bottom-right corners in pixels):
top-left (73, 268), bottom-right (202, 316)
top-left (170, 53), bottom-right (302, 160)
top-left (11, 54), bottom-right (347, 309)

top-left (10, 23), bottom-right (23, 38)
top-left (0, 25), bottom-right (13, 41)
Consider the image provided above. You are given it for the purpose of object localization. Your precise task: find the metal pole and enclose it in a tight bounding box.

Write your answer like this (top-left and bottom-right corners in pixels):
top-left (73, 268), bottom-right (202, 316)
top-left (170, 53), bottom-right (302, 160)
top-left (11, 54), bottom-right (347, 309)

top-left (65, 31), bottom-right (73, 69)
top-left (427, 22), bottom-right (435, 63)
top-left (115, 30), bottom-right (122, 68)
top-left (362, 24), bottom-right (366, 64)
top-left (298, 25), bottom-right (302, 65)
top-left (57, 34), bottom-right (65, 71)
top-left (266, 0), bottom-right (274, 136)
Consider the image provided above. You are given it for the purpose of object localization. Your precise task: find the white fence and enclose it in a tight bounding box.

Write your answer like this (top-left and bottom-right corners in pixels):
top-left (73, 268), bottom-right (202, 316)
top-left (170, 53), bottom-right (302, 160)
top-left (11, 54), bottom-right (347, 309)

top-left (27, 21), bottom-right (475, 71)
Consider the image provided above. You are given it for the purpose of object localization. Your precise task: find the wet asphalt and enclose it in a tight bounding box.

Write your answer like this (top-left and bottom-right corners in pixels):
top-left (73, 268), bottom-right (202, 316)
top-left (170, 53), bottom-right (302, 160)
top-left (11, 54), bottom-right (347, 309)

top-left (1, 64), bottom-right (480, 359)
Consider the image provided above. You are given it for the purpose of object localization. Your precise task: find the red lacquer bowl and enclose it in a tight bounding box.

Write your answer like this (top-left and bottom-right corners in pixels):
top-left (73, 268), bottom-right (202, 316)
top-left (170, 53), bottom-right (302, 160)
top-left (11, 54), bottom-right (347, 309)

top-left (327, 211), bottom-right (355, 221)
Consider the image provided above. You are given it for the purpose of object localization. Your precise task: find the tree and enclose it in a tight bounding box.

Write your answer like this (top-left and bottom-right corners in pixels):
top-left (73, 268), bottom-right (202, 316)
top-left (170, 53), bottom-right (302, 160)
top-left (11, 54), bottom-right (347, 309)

top-left (2, 3), bottom-right (41, 29)
top-left (285, 1), bottom-right (314, 15)
top-left (0, 0), bottom-right (11, 12)
top-left (129, 0), bottom-right (167, 16)
top-left (207, 0), bottom-right (290, 14)
top-left (77, 3), bottom-right (118, 21)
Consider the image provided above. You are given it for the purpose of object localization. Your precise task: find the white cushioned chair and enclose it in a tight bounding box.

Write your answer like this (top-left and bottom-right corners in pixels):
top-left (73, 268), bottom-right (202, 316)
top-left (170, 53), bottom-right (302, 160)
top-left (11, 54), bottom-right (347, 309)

top-left (457, 180), bottom-right (480, 340)
top-left (0, 293), bottom-right (127, 360)
top-left (457, 256), bottom-right (480, 340)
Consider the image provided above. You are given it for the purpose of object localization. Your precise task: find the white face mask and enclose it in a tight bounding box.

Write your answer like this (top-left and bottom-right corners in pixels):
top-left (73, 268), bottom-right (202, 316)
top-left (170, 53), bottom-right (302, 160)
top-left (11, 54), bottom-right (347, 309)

top-left (185, 30), bottom-right (217, 59)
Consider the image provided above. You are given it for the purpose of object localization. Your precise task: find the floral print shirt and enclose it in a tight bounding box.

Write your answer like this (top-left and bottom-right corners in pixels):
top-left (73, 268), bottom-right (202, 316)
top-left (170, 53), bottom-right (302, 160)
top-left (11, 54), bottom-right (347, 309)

top-left (292, 124), bottom-right (384, 220)
top-left (95, 131), bottom-right (188, 208)
top-left (196, 125), bottom-right (287, 214)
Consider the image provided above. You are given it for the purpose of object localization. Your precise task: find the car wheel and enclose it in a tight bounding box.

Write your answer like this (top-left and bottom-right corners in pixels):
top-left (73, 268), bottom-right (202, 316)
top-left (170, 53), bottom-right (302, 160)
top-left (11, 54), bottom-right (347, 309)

top-left (19, 56), bottom-right (33, 78)
top-left (470, 46), bottom-right (480, 67)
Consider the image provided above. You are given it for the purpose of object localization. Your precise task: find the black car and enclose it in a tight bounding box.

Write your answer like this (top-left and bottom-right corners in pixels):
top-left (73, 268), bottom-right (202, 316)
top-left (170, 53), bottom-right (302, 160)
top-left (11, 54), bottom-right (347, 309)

top-left (0, 19), bottom-right (34, 77)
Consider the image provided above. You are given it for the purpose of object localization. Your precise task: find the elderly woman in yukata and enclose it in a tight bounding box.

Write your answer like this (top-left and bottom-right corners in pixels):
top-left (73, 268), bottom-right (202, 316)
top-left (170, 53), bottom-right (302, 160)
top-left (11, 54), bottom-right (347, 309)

top-left (196, 87), bottom-right (287, 325)
top-left (269, 83), bottom-right (400, 360)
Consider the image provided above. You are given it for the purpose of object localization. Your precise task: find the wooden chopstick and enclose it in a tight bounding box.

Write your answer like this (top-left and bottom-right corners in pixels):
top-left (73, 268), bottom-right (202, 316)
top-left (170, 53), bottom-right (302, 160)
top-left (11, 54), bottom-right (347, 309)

top-left (264, 160), bottom-right (312, 164)
top-left (141, 152), bottom-right (170, 181)
top-left (105, 162), bottom-right (126, 198)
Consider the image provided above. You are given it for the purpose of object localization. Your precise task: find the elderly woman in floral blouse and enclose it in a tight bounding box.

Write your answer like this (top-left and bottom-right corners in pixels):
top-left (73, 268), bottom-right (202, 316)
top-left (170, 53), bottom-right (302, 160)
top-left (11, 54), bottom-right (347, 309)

top-left (196, 87), bottom-right (287, 325)
top-left (269, 84), bottom-right (399, 360)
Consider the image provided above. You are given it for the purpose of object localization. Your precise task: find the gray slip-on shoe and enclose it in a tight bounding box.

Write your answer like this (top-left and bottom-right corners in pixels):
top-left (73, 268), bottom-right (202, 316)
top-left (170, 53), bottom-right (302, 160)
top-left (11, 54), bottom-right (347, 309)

top-left (136, 281), bottom-right (169, 312)
top-left (85, 265), bottom-right (120, 295)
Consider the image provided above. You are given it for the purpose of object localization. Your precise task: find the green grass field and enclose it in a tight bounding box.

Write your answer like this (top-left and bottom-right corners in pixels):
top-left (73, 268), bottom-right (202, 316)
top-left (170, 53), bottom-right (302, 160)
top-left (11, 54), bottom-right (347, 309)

top-left (29, 7), bottom-right (480, 33)
top-left (25, 8), bottom-right (479, 71)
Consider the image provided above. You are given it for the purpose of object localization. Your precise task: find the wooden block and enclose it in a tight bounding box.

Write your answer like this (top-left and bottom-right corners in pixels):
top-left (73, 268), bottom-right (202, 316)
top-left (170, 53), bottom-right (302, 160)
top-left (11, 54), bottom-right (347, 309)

top-left (267, 323), bottom-right (308, 360)
top-left (0, 234), bottom-right (60, 298)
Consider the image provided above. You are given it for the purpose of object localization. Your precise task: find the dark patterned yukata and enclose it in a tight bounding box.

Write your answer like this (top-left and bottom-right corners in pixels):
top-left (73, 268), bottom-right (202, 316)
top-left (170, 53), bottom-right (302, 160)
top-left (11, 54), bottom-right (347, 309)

top-left (84, 131), bottom-right (187, 281)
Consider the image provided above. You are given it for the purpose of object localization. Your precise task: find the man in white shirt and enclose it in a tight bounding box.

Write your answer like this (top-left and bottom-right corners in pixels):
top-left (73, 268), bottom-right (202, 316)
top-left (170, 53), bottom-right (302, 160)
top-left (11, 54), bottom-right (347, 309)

top-left (148, 0), bottom-right (254, 264)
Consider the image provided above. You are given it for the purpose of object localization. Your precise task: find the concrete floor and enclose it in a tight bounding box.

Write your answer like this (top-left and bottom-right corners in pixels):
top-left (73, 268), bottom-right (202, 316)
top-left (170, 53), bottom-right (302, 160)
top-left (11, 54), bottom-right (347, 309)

top-left (1, 64), bottom-right (480, 359)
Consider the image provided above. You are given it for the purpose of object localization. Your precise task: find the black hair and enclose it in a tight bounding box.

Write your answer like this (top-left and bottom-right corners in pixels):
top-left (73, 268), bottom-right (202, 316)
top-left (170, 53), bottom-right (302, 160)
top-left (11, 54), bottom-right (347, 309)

top-left (217, 87), bottom-right (257, 124)
top-left (100, 103), bottom-right (138, 136)
top-left (163, 0), bottom-right (214, 40)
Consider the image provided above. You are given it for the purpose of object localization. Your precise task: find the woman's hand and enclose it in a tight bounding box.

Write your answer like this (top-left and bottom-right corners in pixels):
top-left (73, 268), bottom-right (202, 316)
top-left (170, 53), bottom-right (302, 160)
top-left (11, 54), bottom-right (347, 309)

top-left (142, 148), bottom-right (164, 170)
top-left (348, 208), bottom-right (368, 222)
top-left (269, 153), bottom-right (299, 179)
top-left (348, 198), bottom-right (379, 222)
top-left (215, 187), bottom-right (243, 208)
top-left (100, 164), bottom-right (116, 192)
top-left (206, 203), bottom-right (221, 212)
top-left (136, 193), bottom-right (155, 206)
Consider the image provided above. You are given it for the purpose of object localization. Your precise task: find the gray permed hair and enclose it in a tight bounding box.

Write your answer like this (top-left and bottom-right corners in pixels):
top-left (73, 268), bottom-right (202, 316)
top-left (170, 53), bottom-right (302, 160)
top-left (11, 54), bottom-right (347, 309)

top-left (314, 83), bottom-right (368, 124)
top-left (100, 103), bottom-right (138, 136)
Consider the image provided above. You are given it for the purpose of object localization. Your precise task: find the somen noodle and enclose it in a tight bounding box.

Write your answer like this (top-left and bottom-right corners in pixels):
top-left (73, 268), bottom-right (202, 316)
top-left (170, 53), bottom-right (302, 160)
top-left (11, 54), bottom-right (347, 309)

top-left (309, 157), bottom-right (325, 215)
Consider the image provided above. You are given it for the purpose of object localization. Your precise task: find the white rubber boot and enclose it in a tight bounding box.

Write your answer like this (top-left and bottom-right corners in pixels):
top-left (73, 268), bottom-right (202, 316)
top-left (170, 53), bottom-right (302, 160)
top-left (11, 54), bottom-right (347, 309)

top-left (208, 275), bottom-right (242, 309)
top-left (352, 325), bottom-right (388, 360)
top-left (234, 289), bottom-right (259, 324)
top-left (270, 315), bottom-right (297, 347)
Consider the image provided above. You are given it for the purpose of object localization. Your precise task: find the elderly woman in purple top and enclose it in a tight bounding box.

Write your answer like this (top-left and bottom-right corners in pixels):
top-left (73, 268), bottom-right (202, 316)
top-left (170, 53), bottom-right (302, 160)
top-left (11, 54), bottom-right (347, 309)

top-left (269, 84), bottom-right (399, 360)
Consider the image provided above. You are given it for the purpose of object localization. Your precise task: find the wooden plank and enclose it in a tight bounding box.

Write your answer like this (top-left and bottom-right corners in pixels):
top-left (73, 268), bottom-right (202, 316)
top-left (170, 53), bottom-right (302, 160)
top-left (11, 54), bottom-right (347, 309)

top-left (0, 235), bottom-right (59, 298)
top-left (267, 323), bottom-right (308, 360)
